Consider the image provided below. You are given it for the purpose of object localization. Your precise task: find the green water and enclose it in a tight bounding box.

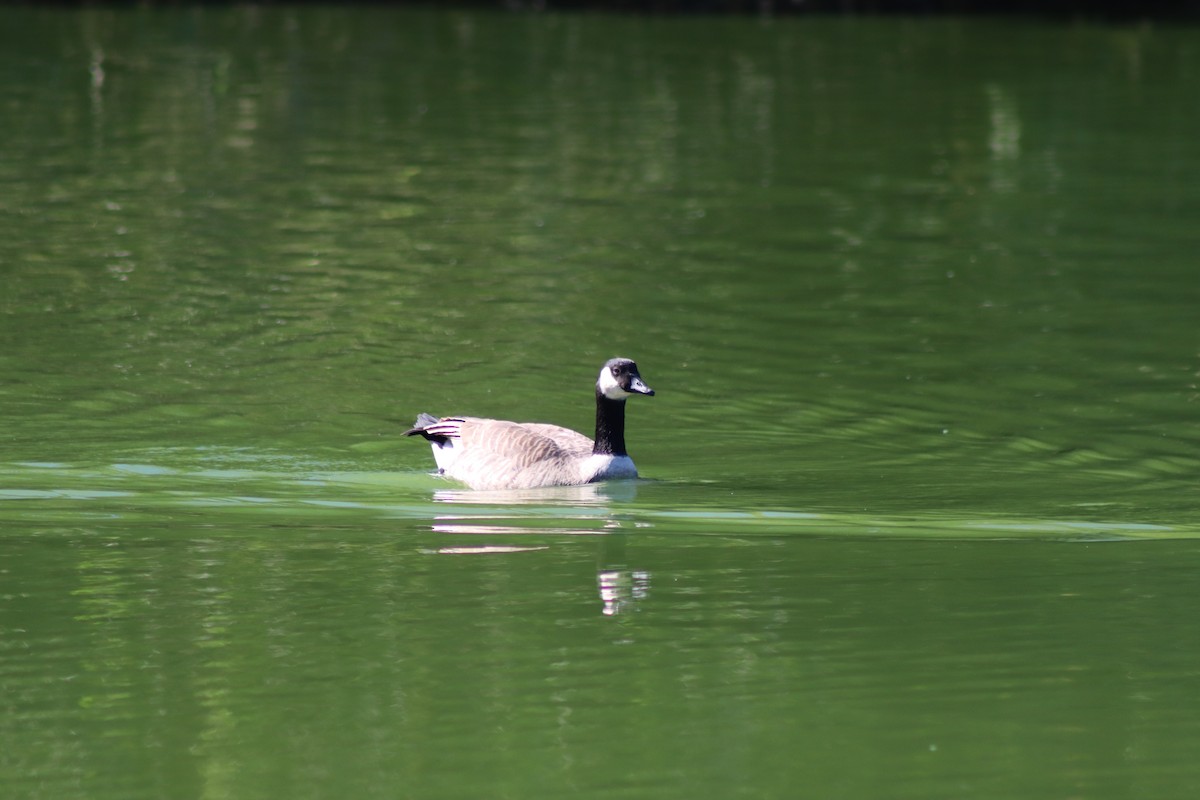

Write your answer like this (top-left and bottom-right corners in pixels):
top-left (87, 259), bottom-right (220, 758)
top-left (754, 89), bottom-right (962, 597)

top-left (3, 7), bottom-right (1200, 799)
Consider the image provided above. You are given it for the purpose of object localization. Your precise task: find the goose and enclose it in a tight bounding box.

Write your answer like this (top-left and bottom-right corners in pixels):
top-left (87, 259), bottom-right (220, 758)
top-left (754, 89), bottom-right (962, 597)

top-left (404, 357), bottom-right (655, 491)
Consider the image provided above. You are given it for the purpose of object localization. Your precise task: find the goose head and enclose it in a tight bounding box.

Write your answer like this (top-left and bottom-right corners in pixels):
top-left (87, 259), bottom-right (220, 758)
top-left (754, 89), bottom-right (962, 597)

top-left (597, 357), bottom-right (655, 400)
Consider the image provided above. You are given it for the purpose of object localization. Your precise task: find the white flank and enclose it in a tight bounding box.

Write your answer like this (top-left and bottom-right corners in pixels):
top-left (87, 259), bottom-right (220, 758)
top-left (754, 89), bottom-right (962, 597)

top-left (430, 438), bottom-right (458, 473)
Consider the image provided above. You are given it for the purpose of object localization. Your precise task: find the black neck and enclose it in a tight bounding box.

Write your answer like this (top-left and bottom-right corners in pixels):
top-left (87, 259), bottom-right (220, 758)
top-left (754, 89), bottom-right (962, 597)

top-left (593, 390), bottom-right (628, 456)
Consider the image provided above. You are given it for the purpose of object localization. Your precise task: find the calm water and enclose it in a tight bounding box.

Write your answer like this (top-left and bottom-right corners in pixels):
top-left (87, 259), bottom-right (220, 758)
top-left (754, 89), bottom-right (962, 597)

top-left (3, 7), bottom-right (1200, 799)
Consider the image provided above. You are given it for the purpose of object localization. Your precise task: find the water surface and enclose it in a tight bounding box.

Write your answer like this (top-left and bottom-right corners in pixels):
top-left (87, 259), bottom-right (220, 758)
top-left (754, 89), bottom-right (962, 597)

top-left (3, 7), bottom-right (1200, 799)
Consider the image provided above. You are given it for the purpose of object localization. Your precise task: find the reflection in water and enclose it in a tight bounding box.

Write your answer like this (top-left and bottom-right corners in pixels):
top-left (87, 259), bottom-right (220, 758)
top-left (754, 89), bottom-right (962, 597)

top-left (598, 569), bottom-right (651, 617)
top-left (429, 522), bottom-right (609, 535)
top-left (431, 481), bottom-right (640, 506)
top-left (597, 534), bottom-right (650, 617)
top-left (429, 481), bottom-right (640, 535)
top-left (435, 545), bottom-right (550, 555)
top-left (427, 484), bottom-right (653, 615)
top-left (986, 83), bottom-right (1021, 194)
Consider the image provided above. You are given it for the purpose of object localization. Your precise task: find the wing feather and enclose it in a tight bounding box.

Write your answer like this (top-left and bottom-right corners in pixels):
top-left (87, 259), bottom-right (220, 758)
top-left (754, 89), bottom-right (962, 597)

top-left (424, 417), bottom-right (596, 490)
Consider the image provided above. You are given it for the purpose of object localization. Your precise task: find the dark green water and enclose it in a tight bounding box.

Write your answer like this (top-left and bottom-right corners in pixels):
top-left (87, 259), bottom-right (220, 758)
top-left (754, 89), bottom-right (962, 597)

top-left (3, 7), bottom-right (1200, 799)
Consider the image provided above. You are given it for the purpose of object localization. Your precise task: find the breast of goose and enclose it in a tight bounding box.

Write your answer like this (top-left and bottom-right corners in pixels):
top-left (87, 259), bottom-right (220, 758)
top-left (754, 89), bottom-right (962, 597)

top-left (403, 357), bottom-right (655, 491)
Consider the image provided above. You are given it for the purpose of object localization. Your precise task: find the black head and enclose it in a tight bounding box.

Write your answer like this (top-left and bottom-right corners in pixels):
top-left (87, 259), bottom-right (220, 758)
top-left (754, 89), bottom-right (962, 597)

top-left (597, 357), bottom-right (655, 400)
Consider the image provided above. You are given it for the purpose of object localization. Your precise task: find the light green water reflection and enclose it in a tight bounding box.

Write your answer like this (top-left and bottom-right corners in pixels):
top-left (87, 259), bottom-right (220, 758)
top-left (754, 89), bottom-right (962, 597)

top-left (2, 6), bottom-right (1200, 800)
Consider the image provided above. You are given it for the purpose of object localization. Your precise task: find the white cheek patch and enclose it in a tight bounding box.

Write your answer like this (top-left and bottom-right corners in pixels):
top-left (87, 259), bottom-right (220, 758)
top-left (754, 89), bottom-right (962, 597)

top-left (597, 367), bottom-right (630, 399)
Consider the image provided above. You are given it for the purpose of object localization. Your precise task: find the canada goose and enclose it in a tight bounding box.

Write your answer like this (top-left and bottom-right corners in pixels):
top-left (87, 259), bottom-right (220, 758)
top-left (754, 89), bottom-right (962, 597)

top-left (404, 357), bottom-right (655, 491)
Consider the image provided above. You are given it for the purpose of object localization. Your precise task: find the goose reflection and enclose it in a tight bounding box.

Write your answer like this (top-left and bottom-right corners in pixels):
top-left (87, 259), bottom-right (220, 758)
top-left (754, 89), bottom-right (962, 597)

top-left (429, 481), bottom-right (639, 535)
top-left (430, 480), bottom-right (639, 506)
top-left (426, 482), bottom-right (651, 615)
top-left (597, 533), bottom-right (650, 616)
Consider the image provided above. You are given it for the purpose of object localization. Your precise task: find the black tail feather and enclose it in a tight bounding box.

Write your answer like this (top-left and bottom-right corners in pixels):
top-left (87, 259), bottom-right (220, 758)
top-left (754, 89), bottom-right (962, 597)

top-left (403, 412), bottom-right (444, 441)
